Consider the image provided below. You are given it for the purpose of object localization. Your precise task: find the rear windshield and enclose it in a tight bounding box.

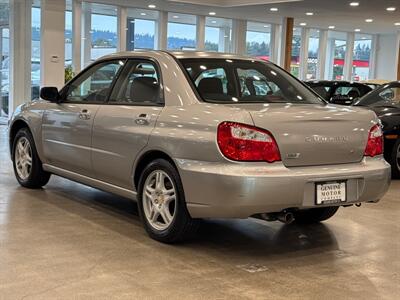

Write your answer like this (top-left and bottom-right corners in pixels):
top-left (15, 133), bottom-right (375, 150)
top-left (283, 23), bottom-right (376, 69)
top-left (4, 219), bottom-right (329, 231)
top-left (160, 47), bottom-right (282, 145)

top-left (179, 58), bottom-right (324, 104)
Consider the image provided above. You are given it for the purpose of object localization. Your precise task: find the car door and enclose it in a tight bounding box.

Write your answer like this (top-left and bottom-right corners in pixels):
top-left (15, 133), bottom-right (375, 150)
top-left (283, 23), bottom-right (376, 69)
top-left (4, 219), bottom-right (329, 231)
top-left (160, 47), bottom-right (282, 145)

top-left (41, 59), bottom-right (124, 176)
top-left (91, 59), bottom-right (164, 189)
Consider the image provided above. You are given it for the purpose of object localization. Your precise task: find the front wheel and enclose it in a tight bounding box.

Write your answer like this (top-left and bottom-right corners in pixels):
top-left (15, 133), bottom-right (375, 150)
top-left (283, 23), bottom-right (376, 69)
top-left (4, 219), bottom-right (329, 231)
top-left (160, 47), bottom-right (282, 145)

top-left (12, 128), bottom-right (51, 188)
top-left (389, 139), bottom-right (400, 179)
top-left (137, 159), bottom-right (199, 243)
top-left (293, 206), bottom-right (339, 224)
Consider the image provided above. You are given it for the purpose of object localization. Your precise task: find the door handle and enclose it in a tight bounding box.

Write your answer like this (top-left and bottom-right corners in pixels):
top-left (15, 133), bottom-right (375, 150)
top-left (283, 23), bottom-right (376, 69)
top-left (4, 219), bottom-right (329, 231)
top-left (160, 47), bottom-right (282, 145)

top-left (79, 109), bottom-right (91, 120)
top-left (135, 113), bottom-right (151, 125)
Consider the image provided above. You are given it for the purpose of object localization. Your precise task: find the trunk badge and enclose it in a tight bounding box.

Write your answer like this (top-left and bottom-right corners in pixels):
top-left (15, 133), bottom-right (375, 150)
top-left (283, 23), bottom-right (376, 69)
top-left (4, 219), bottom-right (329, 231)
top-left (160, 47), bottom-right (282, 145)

top-left (286, 153), bottom-right (301, 159)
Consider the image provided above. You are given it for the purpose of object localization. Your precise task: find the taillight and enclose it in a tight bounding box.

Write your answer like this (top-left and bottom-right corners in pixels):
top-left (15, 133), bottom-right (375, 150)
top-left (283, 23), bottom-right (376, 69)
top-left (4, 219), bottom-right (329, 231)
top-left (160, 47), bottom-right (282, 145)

top-left (217, 122), bottom-right (281, 162)
top-left (364, 124), bottom-right (383, 157)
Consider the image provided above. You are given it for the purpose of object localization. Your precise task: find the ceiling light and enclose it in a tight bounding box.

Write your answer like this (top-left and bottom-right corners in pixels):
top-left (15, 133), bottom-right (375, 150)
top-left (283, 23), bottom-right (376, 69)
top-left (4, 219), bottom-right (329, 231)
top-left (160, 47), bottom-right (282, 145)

top-left (354, 28), bottom-right (361, 32)
top-left (386, 7), bottom-right (396, 11)
top-left (328, 25), bottom-right (335, 29)
top-left (140, 12), bottom-right (146, 16)
top-left (306, 12), bottom-right (314, 16)
top-left (173, 15), bottom-right (179, 19)
top-left (395, 22), bottom-right (400, 26)
top-left (211, 20), bottom-right (217, 24)
top-left (300, 22), bottom-right (307, 26)
top-left (350, 2), bottom-right (359, 7)
top-left (209, 12), bottom-right (216, 16)
top-left (263, 25), bottom-right (269, 28)
top-left (365, 19), bottom-right (373, 22)
top-left (148, 4), bottom-right (156, 9)
top-left (270, 8), bottom-right (278, 12)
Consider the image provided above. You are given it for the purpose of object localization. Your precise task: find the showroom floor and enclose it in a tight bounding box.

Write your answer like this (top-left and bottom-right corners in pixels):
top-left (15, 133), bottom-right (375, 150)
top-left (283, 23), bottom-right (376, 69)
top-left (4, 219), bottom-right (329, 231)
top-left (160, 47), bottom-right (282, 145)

top-left (0, 125), bottom-right (399, 299)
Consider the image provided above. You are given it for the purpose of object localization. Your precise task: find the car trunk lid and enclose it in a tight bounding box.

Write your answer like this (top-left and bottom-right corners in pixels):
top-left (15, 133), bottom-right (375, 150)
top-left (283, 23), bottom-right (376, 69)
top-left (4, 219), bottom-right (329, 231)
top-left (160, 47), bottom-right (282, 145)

top-left (237, 103), bottom-right (375, 167)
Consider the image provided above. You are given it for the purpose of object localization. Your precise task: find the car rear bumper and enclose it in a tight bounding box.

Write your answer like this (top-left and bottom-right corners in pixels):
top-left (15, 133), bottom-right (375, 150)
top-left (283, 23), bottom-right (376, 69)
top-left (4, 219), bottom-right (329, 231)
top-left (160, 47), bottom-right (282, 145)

top-left (175, 156), bottom-right (391, 218)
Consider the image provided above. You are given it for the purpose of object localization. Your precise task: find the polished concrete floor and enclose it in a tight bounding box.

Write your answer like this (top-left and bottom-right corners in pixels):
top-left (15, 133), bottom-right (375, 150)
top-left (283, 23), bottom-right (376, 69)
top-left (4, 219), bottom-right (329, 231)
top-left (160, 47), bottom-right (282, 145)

top-left (0, 125), bottom-right (399, 299)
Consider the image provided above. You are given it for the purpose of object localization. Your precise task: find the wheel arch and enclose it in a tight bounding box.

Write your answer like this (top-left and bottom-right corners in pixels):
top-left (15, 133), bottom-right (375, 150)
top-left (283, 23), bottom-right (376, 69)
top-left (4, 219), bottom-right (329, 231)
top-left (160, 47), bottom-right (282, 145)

top-left (9, 119), bottom-right (32, 158)
top-left (133, 150), bottom-right (178, 190)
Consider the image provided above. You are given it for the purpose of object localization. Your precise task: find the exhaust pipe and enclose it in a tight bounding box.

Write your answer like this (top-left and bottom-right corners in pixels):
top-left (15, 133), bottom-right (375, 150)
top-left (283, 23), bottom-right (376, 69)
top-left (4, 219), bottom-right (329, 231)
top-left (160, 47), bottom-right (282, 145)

top-left (277, 212), bottom-right (295, 224)
top-left (259, 211), bottom-right (295, 224)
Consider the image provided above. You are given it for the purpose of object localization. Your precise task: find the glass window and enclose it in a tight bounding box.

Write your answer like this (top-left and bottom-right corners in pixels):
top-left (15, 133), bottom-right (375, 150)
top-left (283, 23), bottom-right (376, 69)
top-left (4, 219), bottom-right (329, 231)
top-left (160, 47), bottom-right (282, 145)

top-left (65, 9), bottom-right (72, 67)
top-left (65, 60), bottom-right (123, 103)
top-left (205, 17), bottom-right (232, 53)
top-left (180, 58), bottom-right (323, 104)
top-left (352, 34), bottom-right (372, 81)
top-left (379, 87), bottom-right (400, 104)
top-left (32, 5), bottom-right (41, 100)
top-left (291, 27), bottom-right (301, 77)
top-left (327, 31), bottom-right (347, 80)
top-left (82, 3), bottom-right (118, 64)
top-left (110, 60), bottom-right (162, 105)
top-left (167, 13), bottom-right (196, 50)
top-left (126, 8), bottom-right (158, 50)
top-left (0, 1), bottom-right (10, 119)
top-left (246, 22), bottom-right (271, 58)
top-left (356, 83), bottom-right (400, 107)
top-left (307, 29), bottom-right (319, 80)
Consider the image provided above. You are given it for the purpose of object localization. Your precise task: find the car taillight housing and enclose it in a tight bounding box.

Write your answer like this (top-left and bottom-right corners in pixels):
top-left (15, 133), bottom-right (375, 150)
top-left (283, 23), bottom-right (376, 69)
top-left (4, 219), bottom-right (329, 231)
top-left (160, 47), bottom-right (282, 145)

top-left (364, 124), bottom-right (383, 157)
top-left (217, 122), bottom-right (281, 162)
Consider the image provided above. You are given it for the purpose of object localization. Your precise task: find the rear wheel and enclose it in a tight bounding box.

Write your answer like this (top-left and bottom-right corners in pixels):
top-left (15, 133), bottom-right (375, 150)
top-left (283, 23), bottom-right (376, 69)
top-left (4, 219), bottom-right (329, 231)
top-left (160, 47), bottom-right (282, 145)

top-left (12, 128), bottom-right (51, 188)
top-left (390, 139), bottom-right (400, 179)
top-left (137, 159), bottom-right (199, 243)
top-left (293, 206), bottom-right (339, 224)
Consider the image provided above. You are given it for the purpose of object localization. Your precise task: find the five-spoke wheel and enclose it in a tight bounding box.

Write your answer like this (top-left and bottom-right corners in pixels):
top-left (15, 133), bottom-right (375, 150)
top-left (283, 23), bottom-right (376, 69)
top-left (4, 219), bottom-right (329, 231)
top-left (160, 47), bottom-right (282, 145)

top-left (142, 170), bottom-right (177, 231)
top-left (12, 128), bottom-right (51, 188)
top-left (137, 159), bottom-right (199, 243)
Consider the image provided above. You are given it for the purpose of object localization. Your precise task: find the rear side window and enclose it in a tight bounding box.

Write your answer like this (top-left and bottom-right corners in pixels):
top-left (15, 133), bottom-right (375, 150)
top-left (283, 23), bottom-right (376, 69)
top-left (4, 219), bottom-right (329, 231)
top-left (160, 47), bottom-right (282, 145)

top-left (180, 58), bottom-right (323, 104)
top-left (109, 60), bottom-right (163, 105)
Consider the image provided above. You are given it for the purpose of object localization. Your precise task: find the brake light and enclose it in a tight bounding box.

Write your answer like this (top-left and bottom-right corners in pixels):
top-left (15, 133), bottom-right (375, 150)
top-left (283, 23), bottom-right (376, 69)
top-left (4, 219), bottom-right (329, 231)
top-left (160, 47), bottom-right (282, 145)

top-left (217, 122), bottom-right (281, 162)
top-left (364, 124), bottom-right (383, 157)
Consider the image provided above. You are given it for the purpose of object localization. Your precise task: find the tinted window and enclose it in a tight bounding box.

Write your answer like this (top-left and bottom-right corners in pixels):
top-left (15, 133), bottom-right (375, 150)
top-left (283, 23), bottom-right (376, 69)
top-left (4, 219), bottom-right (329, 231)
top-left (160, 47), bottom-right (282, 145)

top-left (109, 60), bottom-right (162, 105)
top-left (355, 83), bottom-right (400, 107)
top-left (180, 58), bottom-right (323, 104)
top-left (65, 60), bottom-right (123, 103)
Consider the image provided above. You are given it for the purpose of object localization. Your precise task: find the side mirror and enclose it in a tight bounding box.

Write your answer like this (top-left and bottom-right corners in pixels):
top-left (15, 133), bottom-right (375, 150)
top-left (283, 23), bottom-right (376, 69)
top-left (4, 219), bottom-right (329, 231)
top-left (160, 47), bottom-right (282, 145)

top-left (40, 87), bottom-right (60, 102)
top-left (330, 94), bottom-right (354, 106)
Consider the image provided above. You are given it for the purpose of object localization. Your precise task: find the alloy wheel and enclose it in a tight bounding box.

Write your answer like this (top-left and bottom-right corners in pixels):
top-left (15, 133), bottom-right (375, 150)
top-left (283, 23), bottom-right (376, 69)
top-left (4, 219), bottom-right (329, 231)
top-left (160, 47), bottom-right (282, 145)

top-left (15, 137), bottom-right (32, 180)
top-left (142, 170), bottom-right (177, 231)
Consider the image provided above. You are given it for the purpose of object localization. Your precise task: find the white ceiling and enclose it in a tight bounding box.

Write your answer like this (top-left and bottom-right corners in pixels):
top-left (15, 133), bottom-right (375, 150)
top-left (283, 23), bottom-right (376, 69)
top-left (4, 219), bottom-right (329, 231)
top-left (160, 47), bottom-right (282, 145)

top-left (166, 0), bottom-right (400, 34)
top-left (81, 0), bottom-right (400, 34)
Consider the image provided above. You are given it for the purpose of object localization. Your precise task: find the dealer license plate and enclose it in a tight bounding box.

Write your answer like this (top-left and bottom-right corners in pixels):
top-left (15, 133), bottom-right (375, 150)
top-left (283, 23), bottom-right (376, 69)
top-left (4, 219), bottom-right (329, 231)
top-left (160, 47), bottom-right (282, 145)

top-left (316, 181), bottom-right (346, 205)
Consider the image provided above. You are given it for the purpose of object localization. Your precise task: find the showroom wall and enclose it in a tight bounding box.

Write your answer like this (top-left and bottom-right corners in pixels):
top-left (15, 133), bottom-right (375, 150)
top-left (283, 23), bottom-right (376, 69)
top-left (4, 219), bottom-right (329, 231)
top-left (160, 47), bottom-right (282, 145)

top-left (375, 33), bottom-right (400, 81)
top-left (1, 0), bottom-right (400, 119)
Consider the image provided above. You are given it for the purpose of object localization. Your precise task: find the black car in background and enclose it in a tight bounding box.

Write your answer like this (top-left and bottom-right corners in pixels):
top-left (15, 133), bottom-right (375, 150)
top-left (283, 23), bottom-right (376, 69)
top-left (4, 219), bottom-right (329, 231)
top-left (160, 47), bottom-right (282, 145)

top-left (305, 80), bottom-right (372, 105)
top-left (354, 81), bottom-right (400, 178)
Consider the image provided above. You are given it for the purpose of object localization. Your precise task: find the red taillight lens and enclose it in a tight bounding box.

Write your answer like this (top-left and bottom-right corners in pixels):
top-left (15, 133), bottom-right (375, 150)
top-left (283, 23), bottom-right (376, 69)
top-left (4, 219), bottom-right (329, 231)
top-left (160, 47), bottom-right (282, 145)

top-left (364, 124), bottom-right (383, 157)
top-left (217, 122), bottom-right (281, 162)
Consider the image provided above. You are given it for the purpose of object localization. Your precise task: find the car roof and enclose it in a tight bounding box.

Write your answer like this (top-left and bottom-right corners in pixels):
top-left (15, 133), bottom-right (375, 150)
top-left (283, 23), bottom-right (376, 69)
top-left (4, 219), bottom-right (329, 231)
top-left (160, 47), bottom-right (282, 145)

top-left (100, 50), bottom-right (267, 63)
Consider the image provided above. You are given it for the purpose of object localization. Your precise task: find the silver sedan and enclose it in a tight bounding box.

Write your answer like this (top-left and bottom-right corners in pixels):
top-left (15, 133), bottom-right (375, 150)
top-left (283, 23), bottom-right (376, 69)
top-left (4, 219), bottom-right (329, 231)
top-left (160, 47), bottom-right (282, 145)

top-left (8, 51), bottom-right (391, 243)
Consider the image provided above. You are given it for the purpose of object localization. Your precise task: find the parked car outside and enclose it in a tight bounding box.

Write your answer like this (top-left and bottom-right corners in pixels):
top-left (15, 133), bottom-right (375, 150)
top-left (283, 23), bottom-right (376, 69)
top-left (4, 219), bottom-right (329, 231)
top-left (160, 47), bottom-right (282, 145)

top-left (354, 81), bottom-right (400, 178)
top-left (8, 51), bottom-right (391, 243)
top-left (305, 80), bottom-right (372, 105)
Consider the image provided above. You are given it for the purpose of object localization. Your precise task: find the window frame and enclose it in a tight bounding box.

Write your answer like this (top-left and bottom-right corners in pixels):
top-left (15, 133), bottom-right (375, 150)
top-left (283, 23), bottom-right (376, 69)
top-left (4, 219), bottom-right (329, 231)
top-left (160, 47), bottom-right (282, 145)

top-left (59, 58), bottom-right (126, 105)
top-left (59, 57), bottom-right (164, 106)
top-left (107, 58), bottom-right (165, 107)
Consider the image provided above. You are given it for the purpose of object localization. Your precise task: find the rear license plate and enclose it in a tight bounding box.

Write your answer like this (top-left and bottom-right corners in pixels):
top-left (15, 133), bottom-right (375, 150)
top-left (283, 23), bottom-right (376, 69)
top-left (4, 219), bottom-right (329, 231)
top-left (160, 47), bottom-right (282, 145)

top-left (315, 181), bottom-right (346, 205)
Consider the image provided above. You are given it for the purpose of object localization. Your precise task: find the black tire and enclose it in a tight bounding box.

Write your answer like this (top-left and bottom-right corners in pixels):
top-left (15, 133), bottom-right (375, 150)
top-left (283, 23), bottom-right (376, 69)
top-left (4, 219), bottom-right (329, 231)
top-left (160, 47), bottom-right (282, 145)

top-left (137, 159), bottom-right (199, 243)
top-left (389, 139), bottom-right (400, 179)
top-left (293, 206), bottom-right (339, 224)
top-left (12, 127), bottom-right (51, 188)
